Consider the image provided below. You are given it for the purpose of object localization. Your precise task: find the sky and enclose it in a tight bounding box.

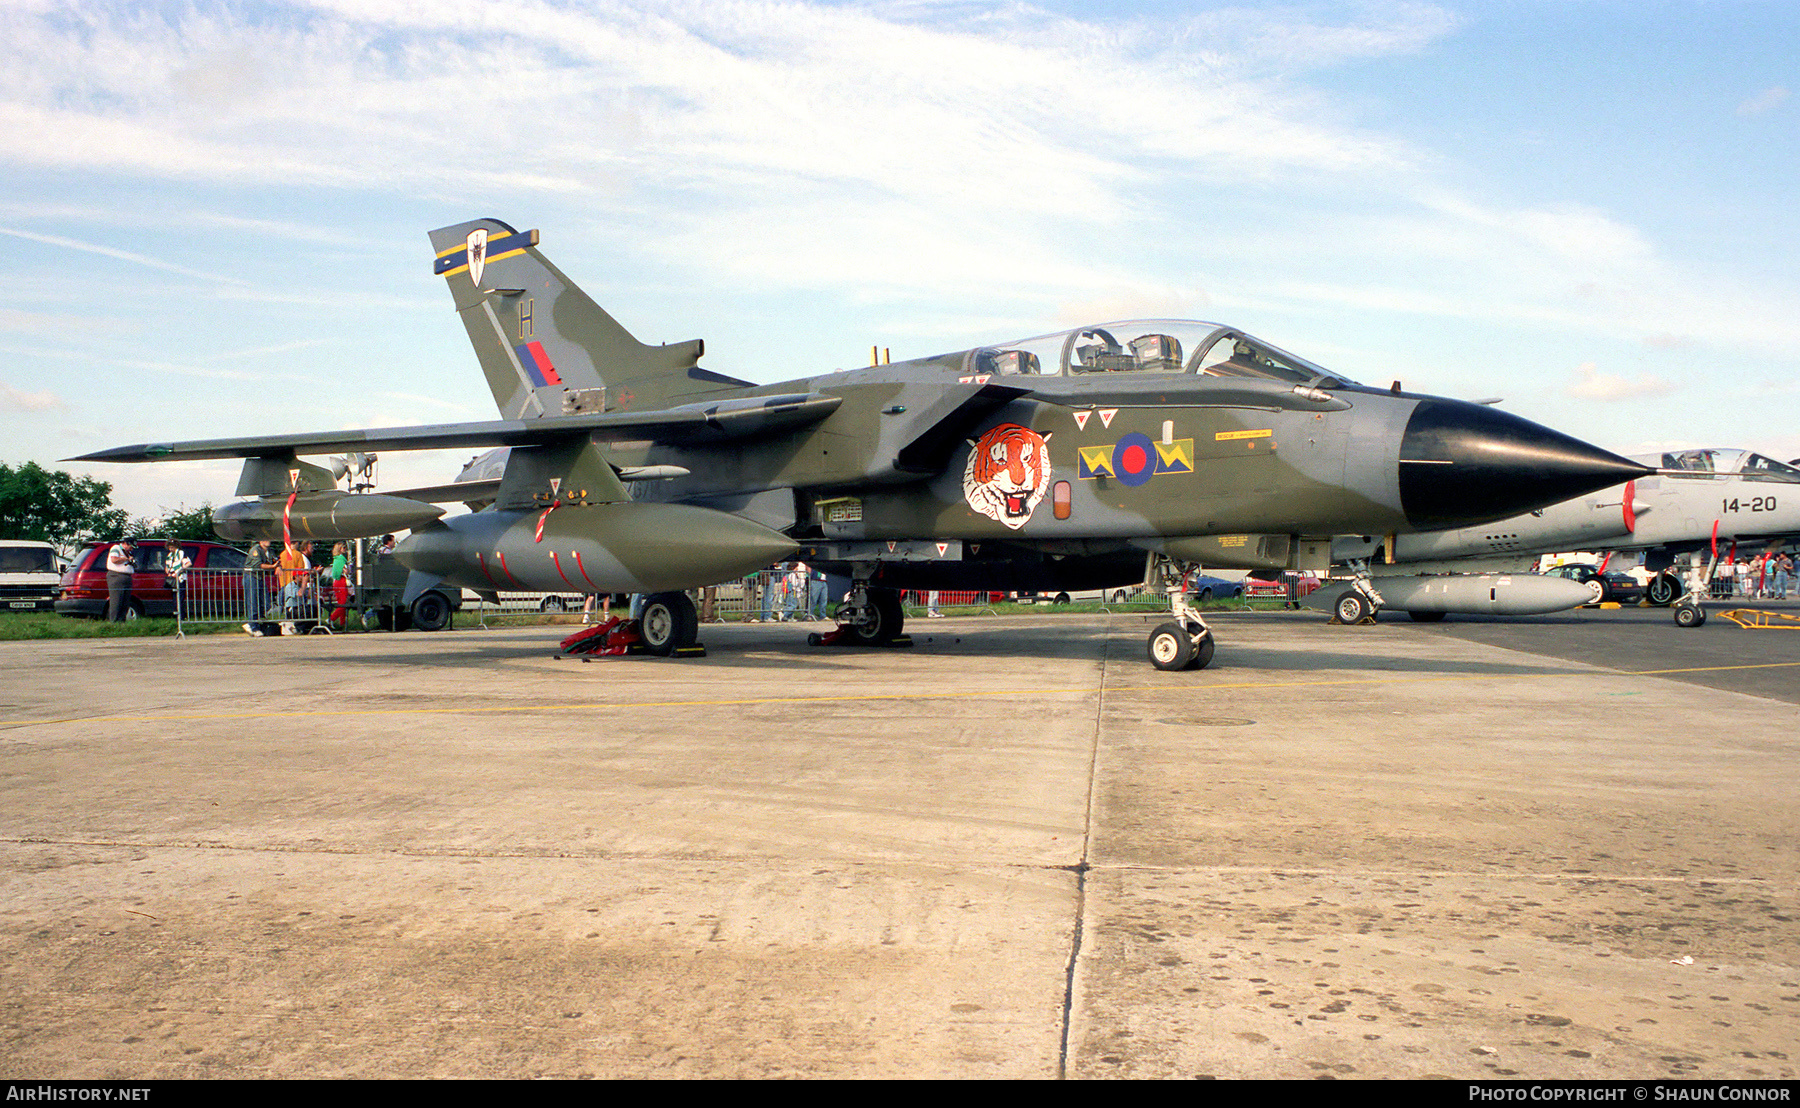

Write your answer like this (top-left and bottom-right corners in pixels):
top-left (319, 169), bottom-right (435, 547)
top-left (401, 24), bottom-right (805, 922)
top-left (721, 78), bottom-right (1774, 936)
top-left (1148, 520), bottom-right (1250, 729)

top-left (1, 0), bottom-right (1796, 521)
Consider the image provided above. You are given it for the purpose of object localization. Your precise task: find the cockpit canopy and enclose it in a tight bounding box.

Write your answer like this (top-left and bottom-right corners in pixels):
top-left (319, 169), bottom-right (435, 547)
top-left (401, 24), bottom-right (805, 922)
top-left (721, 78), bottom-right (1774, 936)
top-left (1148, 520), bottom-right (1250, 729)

top-left (1655, 448), bottom-right (1800, 482)
top-left (961, 320), bottom-right (1356, 387)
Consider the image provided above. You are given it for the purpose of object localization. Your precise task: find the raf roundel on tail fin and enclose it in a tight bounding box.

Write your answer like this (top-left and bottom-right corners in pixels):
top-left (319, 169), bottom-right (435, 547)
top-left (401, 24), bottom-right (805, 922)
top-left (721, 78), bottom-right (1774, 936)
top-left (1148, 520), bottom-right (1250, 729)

top-left (429, 219), bottom-right (753, 421)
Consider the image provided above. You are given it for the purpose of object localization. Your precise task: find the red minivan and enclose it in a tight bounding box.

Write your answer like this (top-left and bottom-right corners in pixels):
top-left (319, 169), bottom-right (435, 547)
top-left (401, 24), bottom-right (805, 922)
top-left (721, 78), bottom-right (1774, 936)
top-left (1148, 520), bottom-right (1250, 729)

top-left (56, 539), bottom-right (245, 619)
top-left (1243, 572), bottom-right (1322, 598)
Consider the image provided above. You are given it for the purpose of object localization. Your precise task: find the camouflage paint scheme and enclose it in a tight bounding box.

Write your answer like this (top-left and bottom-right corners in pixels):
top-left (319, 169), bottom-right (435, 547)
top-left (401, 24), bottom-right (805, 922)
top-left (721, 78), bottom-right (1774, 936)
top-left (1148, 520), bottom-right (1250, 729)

top-left (78, 218), bottom-right (1651, 632)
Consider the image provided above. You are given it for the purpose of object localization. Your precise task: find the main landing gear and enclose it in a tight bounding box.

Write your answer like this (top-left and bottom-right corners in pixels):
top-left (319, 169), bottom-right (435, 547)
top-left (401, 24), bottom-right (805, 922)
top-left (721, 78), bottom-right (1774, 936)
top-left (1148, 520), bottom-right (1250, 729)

top-left (559, 590), bottom-right (702, 658)
top-left (1146, 557), bottom-right (1215, 671)
top-left (638, 591), bottom-right (701, 653)
top-left (1329, 560), bottom-right (1384, 625)
top-left (810, 582), bottom-right (908, 648)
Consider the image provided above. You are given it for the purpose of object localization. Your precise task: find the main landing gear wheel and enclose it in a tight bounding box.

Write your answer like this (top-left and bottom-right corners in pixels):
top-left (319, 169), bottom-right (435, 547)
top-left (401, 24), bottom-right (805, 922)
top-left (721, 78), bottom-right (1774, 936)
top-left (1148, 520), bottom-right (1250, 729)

top-left (639, 591), bottom-right (699, 655)
top-left (1334, 591), bottom-right (1372, 624)
top-left (845, 587), bottom-right (904, 646)
top-left (1646, 572), bottom-right (1680, 607)
top-left (410, 591), bottom-right (452, 632)
top-left (1673, 603), bottom-right (1706, 628)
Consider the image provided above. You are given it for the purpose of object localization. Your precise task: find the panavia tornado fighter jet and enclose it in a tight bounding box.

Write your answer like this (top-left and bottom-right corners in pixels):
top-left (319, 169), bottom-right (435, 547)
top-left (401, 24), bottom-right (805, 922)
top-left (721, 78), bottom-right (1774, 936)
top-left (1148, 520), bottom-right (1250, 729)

top-left (76, 219), bottom-right (1652, 669)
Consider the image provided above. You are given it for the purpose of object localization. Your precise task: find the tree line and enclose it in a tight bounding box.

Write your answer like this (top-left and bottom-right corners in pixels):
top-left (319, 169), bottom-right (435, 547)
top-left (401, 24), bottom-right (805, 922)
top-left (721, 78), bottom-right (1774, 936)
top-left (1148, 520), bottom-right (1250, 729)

top-left (0, 461), bottom-right (218, 552)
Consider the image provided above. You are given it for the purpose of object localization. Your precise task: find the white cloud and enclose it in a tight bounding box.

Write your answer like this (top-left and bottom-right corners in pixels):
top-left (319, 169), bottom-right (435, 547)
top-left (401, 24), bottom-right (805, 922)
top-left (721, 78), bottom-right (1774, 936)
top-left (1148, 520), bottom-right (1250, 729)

top-left (210, 339), bottom-right (332, 361)
top-left (1405, 192), bottom-right (1662, 276)
top-left (0, 308), bottom-right (135, 337)
top-left (1566, 362), bottom-right (1675, 402)
top-left (1737, 86), bottom-right (1789, 116)
top-left (1054, 286), bottom-right (1204, 326)
top-left (65, 458), bottom-right (242, 520)
top-left (0, 383), bottom-right (66, 411)
top-left (0, 225), bottom-right (242, 284)
top-left (1172, 1), bottom-right (1457, 71)
top-left (1178, 188), bottom-right (1800, 364)
top-left (375, 391), bottom-right (489, 417)
top-left (0, 1), bottom-right (1423, 258)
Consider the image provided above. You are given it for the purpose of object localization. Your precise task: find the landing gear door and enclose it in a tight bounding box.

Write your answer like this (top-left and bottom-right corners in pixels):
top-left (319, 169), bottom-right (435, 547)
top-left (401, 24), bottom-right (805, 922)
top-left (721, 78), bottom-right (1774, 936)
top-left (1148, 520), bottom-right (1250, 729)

top-left (1293, 537), bottom-right (1331, 575)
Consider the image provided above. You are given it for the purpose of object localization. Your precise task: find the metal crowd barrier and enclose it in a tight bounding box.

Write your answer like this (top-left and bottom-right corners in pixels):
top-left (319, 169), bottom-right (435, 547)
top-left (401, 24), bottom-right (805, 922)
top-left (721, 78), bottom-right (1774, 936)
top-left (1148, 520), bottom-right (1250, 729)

top-left (173, 567), bottom-right (341, 637)
top-left (464, 571), bottom-right (835, 628)
top-left (714, 569), bottom-right (831, 622)
top-left (893, 590), bottom-right (1001, 617)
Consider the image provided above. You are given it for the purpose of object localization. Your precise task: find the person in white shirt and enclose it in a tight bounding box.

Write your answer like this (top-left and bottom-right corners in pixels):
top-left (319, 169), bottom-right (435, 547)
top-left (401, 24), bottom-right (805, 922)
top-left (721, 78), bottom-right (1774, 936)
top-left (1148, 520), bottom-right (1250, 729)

top-left (105, 538), bottom-right (136, 622)
top-left (786, 562), bottom-right (809, 621)
top-left (163, 540), bottom-right (191, 614)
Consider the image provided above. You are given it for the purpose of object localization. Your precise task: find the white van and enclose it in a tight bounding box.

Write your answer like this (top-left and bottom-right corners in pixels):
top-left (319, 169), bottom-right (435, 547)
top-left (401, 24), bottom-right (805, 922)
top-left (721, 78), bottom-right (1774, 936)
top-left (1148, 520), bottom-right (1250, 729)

top-left (0, 540), bottom-right (65, 611)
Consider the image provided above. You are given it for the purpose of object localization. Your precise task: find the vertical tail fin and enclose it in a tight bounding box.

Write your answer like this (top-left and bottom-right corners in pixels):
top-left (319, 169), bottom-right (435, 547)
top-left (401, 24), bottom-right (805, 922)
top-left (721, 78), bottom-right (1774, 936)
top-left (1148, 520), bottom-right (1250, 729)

top-left (429, 219), bottom-right (752, 419)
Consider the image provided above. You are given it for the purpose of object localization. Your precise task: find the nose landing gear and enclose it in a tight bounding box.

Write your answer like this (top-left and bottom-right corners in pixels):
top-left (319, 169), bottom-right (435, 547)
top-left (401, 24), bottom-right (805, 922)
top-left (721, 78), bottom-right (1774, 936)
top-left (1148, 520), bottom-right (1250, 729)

top-left (1145, 557), bottom-right (1215, 671)
top-left (1670, 551), bottom-right (1714, 629)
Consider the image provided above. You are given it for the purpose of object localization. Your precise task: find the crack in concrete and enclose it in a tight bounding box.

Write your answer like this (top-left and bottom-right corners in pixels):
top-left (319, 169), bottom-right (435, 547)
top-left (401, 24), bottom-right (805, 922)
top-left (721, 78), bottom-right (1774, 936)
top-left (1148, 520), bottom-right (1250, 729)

top-left (1057, 623), bottom-right (1110, 1078)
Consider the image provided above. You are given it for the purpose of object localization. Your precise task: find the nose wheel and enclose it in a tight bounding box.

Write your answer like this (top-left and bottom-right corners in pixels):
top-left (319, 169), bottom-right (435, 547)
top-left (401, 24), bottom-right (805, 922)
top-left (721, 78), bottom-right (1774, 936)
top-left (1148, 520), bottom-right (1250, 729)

top-left (1148, 620), bottom-right (1214, 670)
top-left (1669, 552), bottom-right (1713, 628)
top-left (1145, 556), bottom-right (1215, 670)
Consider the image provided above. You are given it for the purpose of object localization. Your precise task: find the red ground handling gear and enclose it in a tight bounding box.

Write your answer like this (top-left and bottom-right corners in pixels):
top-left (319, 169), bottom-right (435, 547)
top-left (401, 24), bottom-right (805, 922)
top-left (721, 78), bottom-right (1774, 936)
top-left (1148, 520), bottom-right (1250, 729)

top-left (558, 616), bottom-right (707, 658)
top-left (559, 617), bottom-right (644, 657)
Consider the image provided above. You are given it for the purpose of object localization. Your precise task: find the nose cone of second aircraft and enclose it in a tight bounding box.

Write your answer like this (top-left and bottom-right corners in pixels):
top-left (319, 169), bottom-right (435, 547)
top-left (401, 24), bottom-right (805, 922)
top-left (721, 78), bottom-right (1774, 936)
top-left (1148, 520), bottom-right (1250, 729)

top-left (1399, 399), bottom-right (1652, 529)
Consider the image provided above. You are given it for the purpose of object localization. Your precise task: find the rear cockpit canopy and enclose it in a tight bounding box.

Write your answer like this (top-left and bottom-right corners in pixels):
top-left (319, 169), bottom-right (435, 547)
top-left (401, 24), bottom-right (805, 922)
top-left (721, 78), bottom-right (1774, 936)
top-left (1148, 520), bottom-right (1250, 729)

top-left (960, 320), bottom-right (1355, 387)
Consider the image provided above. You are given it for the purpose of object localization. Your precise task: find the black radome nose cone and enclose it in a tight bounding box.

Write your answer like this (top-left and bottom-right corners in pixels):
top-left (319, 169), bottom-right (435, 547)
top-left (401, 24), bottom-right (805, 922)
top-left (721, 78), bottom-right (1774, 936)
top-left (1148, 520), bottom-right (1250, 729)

top-left (1400, 400), bottom-right (1652, 529)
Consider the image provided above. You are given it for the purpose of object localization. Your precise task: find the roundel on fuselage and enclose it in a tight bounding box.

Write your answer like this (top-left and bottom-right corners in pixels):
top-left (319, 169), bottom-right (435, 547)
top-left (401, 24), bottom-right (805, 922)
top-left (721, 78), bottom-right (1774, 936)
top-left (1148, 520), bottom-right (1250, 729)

top-left (1112, 433), bottom-right (1156, 488)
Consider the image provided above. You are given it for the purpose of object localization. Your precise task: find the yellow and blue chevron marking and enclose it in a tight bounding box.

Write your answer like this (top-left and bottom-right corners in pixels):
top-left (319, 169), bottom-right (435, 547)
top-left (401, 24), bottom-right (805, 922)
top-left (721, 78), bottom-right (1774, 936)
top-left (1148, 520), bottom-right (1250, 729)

top-left (433, 229), bottom-right (540, 276)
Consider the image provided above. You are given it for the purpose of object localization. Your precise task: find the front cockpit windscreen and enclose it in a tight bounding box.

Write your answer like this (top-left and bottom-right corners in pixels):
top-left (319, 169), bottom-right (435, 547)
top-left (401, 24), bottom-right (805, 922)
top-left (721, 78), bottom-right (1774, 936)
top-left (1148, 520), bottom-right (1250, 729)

top-left (1660, 448), bottom-right (1726, 476)
top-left (960, 320), bottom-right (1355, 386)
